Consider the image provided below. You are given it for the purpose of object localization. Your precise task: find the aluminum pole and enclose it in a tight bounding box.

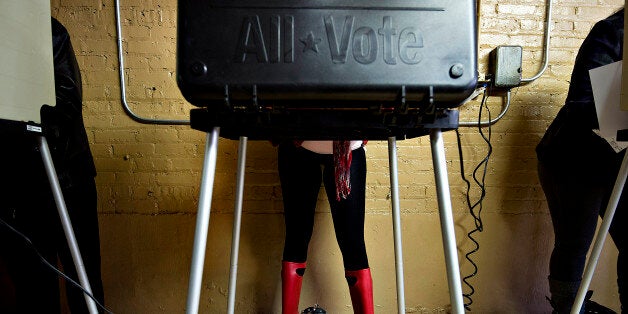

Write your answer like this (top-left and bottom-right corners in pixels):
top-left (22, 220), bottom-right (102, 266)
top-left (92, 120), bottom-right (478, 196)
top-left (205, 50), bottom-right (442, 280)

top-left (429, 129), bottom-right (464, 314)
top-left (38, 136), bottom-right (99, 314)
top-left (186, 127), bottom-right (220, 314)
top-left (388, 137), bottom-right (406, 314)
top-left (227, 137), bottom-right (248, 314)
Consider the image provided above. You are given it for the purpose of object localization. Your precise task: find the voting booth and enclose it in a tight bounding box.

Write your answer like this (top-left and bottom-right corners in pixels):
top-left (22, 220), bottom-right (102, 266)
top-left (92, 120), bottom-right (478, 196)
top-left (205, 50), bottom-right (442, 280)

top-left (0, 1), bottom-right (98, 313)
top-left (176, 1), bottom-right (478, 313)
top-left (178, 0), bottom-right (477, 140)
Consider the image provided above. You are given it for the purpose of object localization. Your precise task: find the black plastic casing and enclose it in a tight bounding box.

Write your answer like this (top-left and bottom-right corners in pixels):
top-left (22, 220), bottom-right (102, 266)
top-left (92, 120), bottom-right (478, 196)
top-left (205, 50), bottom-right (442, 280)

top-left (177, 0), bottom-right (478, 110)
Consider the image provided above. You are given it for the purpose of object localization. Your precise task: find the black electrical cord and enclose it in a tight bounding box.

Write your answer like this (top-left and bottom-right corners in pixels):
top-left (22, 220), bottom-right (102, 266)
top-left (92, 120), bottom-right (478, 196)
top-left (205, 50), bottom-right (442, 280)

top-left (0, 217), bottom-right (113, 314)
top-left (456, 85), bottom-right (493, 311)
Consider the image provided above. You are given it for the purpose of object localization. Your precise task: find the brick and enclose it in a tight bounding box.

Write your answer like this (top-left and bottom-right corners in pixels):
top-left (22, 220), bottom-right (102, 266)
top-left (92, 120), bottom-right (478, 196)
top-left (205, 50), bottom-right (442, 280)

top-left (496, 4), bottom-right (540, 15)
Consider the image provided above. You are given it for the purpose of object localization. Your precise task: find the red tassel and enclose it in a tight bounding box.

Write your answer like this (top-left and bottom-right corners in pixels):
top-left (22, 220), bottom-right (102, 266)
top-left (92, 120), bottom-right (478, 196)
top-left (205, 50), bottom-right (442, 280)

top-left (333, 140), bottom-right (352, 200)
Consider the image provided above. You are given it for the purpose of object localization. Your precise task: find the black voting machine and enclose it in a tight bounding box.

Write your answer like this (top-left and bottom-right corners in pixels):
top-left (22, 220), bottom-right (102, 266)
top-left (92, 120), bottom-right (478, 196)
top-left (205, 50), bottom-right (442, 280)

top-left (177, 1), bottom-right (477, 313)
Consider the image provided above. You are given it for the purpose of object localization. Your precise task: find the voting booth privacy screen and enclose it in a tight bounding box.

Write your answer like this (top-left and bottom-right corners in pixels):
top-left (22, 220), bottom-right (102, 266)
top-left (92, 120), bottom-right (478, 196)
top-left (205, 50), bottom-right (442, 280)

top-left (176, 0), bottom-right (478, 139)
top-left (0, 0), bottom-right (55, 126)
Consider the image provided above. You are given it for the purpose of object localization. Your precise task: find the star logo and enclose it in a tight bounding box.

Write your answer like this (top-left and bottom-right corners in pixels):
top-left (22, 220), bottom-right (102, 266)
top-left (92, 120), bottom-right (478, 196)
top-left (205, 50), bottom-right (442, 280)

top-left (300, 32), bottom-right (322, 53)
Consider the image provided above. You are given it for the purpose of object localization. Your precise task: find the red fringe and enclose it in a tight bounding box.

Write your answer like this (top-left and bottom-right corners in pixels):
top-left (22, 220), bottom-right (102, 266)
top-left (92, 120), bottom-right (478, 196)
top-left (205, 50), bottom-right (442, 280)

top-left (333, 140), bottom-right (352, 200)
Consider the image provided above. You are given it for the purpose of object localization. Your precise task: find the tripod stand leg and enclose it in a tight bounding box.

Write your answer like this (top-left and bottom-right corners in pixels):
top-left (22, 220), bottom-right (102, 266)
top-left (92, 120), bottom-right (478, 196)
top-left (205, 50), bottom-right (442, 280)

top-left (186, 127), bottom-right (220, 314)
top-left (37, 136), bottom-right (99, 314)
top-left (429, 129), bottom-right (464, 314)
top-left (227, 136), bottom-right (247, 314)
top-left (387, 137), bottom-right (406, 314)
top-left (571, 149), bottom-right (628, 314)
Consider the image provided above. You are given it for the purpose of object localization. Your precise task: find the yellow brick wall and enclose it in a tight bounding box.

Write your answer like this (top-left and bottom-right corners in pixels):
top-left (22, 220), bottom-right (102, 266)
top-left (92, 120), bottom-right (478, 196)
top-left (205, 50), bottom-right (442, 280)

top-left (49, 1), bottom-right (624, 313)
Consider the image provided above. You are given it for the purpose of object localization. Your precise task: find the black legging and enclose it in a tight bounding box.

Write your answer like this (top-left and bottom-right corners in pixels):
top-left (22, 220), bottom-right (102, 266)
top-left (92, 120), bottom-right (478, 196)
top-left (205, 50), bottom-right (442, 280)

top-left (537, 151), bottom-right (627, 306)
top-left (278, 143), bottom-right (369, 271)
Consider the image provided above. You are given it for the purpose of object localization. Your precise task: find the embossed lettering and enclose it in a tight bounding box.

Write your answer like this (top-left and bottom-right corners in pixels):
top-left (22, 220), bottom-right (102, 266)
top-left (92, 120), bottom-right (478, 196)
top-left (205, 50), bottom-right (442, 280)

top-left (399, 27), bottom-right (423, 64)
top-left (323, 15), bottom-right (421, 65)
top-left (352, 27), bottom-right (377, 64)
top-left (234, 15), bottom-right (268, 63)
top-left (234, 15), bottom-right (294, 63)
top-left (269, 15), bottom-right (280, 63)
top-left (378, 16), bottom-right (397, 65)
top-left (284, 16), bottom-right (294, 63)
top-left (234, 15), bottom-right (423, 65)
top-left (324, 15), bottom-right (354, 64)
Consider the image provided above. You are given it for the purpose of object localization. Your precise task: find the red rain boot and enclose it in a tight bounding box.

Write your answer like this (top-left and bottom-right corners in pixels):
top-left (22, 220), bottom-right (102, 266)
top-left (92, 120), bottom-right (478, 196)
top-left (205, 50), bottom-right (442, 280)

top-left (282, 261), bottom-right (306, 314)
top-left (345, 268), bottom-right (374, 314)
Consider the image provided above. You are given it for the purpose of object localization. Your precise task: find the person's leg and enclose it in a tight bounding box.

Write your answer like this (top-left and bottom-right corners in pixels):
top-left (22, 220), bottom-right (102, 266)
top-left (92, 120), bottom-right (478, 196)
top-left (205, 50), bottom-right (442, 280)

top-left (323, 147), bottom-right (368, 271)
top-left (56, 175), bottom-right (105, 313)
top-left (601, 152), bottom-right (628, 311)
top-left (3, 229), bottom-right (61, 314)
top-left (538, 160), bottom-right (602, 313)
top-left (279, 143), bottom-right (323, 263)
top-left (278, 143), bottom-right (323, 314)
top-left (323, 147), bottom-right (372, 314)
top-left (281, 260), bottom-right (307, 314)
top-left (0, 173), bottom-right (62, 314)
top-left (0, 254), bottom-right (16, 312)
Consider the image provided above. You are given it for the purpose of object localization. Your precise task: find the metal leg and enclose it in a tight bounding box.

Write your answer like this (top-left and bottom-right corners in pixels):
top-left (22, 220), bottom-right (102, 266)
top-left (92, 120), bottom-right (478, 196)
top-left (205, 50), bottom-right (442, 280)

top-left (38, 136), bottom-right (99, 314)
top-left (571, 150), bottom-right (628, 314)
top-left (227, 136), bottom-right (248, 314)
top-left (388, 137), bottom-right (406, 314)
top-left (186, 127), bottom-right (220, 314)
top-left (429, 129), bottom-right (464, 314)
